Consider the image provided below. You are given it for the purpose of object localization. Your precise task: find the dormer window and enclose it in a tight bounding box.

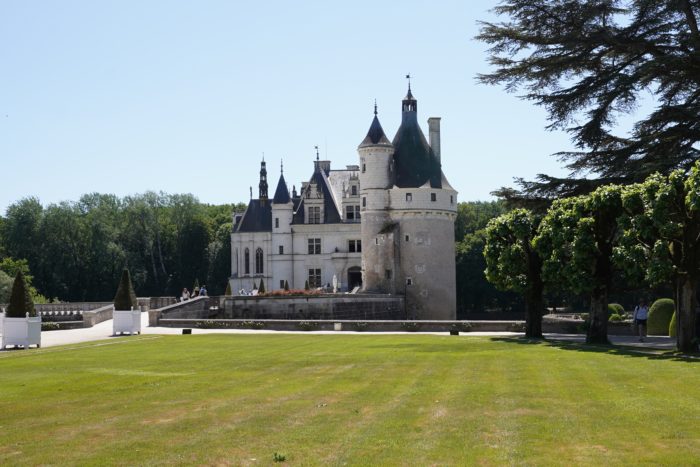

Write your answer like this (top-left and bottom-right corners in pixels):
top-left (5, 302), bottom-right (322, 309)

top-left (346, 205), bottom-right (360, 222)
top-left (308, 206), bottom-right (320, 224)
top-left (351, 185), bottom-right (358, 196)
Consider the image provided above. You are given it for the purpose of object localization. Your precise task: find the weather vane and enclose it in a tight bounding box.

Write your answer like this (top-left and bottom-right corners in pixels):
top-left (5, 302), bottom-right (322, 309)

top-left (314, 145), bottom-right (319, 161)
top-left (406, 73), bottom-right (411, 90)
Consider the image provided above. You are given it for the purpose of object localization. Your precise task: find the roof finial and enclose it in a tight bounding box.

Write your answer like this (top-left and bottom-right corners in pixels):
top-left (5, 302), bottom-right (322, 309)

top-left (406, 73), bottom-right (411, 91)
top-left (280, 158), bottom-right (283, 174)
top-left (314, 145), bottom-right (319, 161)
top-left (374, 99), bottom-right (377, 116)
top-left (262, 152), bottom-right (265, 162)
top-left (249, 186), bottom-right (252, 199)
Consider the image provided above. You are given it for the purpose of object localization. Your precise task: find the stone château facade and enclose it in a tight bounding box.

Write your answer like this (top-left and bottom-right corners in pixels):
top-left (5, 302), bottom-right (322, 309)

top-left (230, 85), bottom-right (457, 319)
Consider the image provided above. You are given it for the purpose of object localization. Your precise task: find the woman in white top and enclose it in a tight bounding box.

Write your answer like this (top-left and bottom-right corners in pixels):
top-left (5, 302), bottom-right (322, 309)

top-left (633, 299), bottom-right (649, 342)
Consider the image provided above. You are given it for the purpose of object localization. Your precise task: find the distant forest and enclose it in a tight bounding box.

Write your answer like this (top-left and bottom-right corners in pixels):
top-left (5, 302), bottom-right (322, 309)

top-left (0, 193), bottom-right (524, 316)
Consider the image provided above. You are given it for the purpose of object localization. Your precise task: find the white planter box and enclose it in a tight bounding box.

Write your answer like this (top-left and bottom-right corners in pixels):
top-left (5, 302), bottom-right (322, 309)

top-left (2, 314), bottom-right (41, 349)
top-left (113, 308), bottom-right (141, 335)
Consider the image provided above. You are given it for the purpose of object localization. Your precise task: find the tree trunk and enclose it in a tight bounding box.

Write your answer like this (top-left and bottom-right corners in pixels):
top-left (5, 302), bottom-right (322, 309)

top-left (677, 277), bottom-right (698, 353)
top-left (524, 281), bottom-right (544, 339)
top-left (587, 291), bottom-right (609, 344)
top-left (523, 250), bottom-right (544, 338)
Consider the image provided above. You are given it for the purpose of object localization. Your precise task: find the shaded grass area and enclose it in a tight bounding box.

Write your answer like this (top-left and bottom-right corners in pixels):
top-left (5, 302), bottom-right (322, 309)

top-left (1, 335), bottom-right (699, 465)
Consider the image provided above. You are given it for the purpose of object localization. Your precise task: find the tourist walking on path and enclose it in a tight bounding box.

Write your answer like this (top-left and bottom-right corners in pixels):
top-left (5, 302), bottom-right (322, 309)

top-left (199, 285), bottom-right (207, 296)
top-left (633, 299), bottom-right (649, 342)
top-left (181, 288), bottom-right (190, 301)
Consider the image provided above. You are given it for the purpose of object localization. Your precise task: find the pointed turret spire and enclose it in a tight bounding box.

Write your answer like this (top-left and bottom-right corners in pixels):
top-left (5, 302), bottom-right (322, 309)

top-left (359, 101), bottom-right (392, 147)
top-left (273, 161), bottom-right (291, 204)
top-left (402, 74), bottom-right (417, 113)
top-left (259, 158), bottom-right (268, 201)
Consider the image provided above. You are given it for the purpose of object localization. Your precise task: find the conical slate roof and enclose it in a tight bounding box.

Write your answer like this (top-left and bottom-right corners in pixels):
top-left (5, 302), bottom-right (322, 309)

top-left (392, 98), bottom-right (442, 189)
top-left (359, 115), bottom-right (392, 147)
top-left (272, 173), bottom-right (291, 204)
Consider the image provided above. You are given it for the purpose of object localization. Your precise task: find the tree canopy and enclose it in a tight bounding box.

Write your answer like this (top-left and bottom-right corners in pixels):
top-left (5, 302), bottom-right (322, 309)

top-left (484, 209), bottom-right (544, 337)
top-left (534, 185), bottom-right (625, 343)
top-left (0, 192), bottom-right (246, 301)
top-left (617, 165), bottom-right (700, 351)
top-left (478, 0), bottom-right (700, 199)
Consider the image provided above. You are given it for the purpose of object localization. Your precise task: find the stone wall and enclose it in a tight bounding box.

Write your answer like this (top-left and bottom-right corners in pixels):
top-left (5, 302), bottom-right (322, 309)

top-left (157, 318), bottom-right (521, 332)
top-left (149, 296), bottom-right (221, 326)
top-left (221, 294), bottom-right (404, 320)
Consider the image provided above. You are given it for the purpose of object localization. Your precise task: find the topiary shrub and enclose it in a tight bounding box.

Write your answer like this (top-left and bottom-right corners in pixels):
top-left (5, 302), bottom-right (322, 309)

top-left (114, 268), bottom-right (138, 311)
top-left (6, 271), bottom-right (36, 318)
top-left (609, 313), bottom-right (623, 322)
top-left (669, 311), bottom-right (678, 337)
top-left (608, 303), bottom-right (624, 316)
top-left (224, 282), bottom-right (232, 296)
top-left (258, 279), bottom-right (266, 294)
top-left (304, 280), bottom-right (310, 291)
top-left (648, 298), bottom-right (675, 336)
top-left (284, 280), bottom-right (290, 291)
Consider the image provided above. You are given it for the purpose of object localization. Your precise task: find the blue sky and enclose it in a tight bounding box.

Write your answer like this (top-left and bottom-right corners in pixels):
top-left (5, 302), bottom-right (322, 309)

top-left (0, 0), bottom-right (577, 213)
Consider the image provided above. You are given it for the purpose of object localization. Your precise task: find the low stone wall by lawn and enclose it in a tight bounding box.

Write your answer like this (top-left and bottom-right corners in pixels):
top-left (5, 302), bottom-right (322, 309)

top-left (222, 294), bottom-right (405, 320)
top-left (542, 315), bottom-right (637, 336)
top-left (156, 318), bottom-right (524, 333)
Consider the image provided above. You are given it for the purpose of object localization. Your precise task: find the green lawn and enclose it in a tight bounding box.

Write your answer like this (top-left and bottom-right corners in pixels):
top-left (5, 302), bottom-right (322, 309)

top-left (0, 335), bottom-right (698, 466)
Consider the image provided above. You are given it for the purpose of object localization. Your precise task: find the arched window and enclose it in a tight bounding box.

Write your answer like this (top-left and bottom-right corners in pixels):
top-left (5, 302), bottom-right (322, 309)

top-left (244, 248), bottom-right (250, 274)
top-left (255, 248), bottom-right (264, 274)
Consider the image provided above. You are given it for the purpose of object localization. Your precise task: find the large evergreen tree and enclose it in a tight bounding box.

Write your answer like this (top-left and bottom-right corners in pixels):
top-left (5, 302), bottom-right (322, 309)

top-left (478, 1), bottom-right (700, 199)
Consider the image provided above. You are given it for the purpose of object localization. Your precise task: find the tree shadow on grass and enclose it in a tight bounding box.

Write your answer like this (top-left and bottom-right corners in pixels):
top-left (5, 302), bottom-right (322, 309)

top-left (489, 336), bottom-right (700, 363)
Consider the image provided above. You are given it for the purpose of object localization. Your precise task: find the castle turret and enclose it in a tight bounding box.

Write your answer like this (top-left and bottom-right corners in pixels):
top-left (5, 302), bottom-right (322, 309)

top-left (358, 84), bottom-right (458, 319)
top-left (271, 160), bottom-right (293, 290)
top-left (358, 103), bottom-right (396, 293)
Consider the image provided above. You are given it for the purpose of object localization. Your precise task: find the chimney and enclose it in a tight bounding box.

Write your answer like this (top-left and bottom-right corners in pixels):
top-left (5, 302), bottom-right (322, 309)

top-left (428, 117), bottom-right (441, 163)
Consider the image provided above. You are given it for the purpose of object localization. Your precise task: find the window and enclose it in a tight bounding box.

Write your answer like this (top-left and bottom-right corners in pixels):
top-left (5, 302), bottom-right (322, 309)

top-left (308, 268), bottom-right (322, 288)
top-left (406, 193), bottom-right (412, 202)
top-left (349, 240), bottom-right (362, 253)
top-left (275, 217), bottom-right (279, 228)
top-left (279, 245), bottom-right (284, 255)
top-left (308, 206), bottom-right (320, 224)
top-left (280, 280), bottom-right (285, 289)
top-left (362, 197), bottom-right (366, 207)
top-left (431, 193), bottom-right (437, 202)
top-left (450, 195), bottom-right (454, 204)
top-left (308, 238), bottom-right (321, 254)
top-left (385, 269), bottom-right (392, 279)
top-left (351, 185), bottom-right (358, 196)
top-left (255, 248), bottom-right (263, 274)
top-left (361, 161), bottom-right (366, 173)
top-left (346, 205), bottom-right (360, 222)
top-left (244, 248), bottom-right (250, 274)
top-left (405, 235), bottom-right (410, 242)
top-left (406, 277), bottom-right (413, 286)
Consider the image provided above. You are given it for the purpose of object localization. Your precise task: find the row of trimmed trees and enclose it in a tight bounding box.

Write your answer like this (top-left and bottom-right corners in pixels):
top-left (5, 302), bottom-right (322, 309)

top-left (484, 164), bottom-right (700, 352)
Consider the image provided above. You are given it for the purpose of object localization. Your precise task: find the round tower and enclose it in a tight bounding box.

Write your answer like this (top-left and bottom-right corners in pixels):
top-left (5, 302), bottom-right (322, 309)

top-left (271, 161), bottom-right (294, 290)
top-left (358, 103), bottom-right (396, 293)
top-left (389, 84), bottom-right (458, 319)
